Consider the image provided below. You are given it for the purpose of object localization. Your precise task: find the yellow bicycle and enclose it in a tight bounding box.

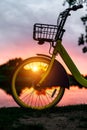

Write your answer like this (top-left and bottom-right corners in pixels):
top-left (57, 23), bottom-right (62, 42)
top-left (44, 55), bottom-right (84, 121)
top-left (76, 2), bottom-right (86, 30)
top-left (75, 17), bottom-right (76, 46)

top-left (12, 4), bottom-right (87, 110)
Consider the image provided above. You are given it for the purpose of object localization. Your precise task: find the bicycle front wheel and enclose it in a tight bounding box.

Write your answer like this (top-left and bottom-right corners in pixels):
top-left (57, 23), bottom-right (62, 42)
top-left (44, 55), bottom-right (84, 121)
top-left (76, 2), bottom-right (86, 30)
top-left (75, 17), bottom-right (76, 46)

top-left (12, 57), bottom-right (65, 110)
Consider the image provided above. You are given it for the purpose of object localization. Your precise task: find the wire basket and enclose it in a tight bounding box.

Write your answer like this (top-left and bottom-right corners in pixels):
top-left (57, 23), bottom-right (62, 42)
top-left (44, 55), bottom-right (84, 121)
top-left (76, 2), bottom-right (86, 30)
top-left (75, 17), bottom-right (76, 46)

top-left (33, 23), bottom-right (58, 42)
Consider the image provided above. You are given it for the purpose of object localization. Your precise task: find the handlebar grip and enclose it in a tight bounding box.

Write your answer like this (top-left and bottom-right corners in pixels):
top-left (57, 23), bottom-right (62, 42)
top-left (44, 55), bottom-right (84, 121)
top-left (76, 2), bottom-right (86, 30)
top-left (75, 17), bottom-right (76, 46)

top-left (72, 4), bottom-right (83, 11)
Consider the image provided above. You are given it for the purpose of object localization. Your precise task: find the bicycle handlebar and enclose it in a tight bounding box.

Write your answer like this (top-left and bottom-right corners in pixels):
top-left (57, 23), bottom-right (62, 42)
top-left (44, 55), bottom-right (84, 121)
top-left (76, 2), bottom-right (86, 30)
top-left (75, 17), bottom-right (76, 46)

top-left (55, 4), bottom-right (83, 41)
top-left (33, 4), bottom-right (83, 44)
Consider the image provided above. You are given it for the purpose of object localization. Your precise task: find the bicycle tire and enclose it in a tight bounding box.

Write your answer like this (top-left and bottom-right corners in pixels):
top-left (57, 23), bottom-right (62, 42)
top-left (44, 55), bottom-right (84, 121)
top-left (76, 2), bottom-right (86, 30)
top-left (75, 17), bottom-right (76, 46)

top-left (11, 56), bottom-right (65, 110)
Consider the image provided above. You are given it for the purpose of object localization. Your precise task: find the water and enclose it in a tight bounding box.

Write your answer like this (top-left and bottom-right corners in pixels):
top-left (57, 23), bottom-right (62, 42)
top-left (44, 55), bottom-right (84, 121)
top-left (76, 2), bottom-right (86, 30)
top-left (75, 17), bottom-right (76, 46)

top-left (0, 89), bottom-right (18, 107)
top-left (58, 86), bottom-right (87, 106)
top-left (0, 86), bottom-right (87, 108)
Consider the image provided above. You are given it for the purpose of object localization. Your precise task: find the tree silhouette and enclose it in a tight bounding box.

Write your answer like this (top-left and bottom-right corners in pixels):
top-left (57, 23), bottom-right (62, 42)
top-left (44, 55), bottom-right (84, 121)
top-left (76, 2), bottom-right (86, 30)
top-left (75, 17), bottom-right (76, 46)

top-left (0, 57), bottom-right (87, 96)
top-left (63, 0), bottom-right (77, 6)
top-left (0, 58), bottom-right (22, 76)
top-left (0, 58), bottom-right (23, 95)
top-left (63, 0), bottom-right (87, 53)
top-left (78, 13), bottom-right (87, 53)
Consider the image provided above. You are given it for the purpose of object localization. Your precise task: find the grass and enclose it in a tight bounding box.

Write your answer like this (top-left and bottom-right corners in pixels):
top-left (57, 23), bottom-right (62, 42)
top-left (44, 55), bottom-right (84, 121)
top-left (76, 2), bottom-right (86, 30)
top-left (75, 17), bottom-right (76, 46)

top-left (0, 104), bottom-right (87, 117)
top-left (0, 104), bottom-right (87, 130)
top-left (13, 124), bottom-right (46, 130)
top-left (47, 104), bottom-right (87, 113)
top-left (0, 124), bottom-right (46, 130)
top-left (0, 107), bottom-right (47, 130)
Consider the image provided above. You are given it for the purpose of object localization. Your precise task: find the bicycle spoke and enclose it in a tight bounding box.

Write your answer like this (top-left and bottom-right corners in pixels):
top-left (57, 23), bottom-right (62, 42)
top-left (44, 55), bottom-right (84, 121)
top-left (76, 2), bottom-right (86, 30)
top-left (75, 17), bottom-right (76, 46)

top-left (20, 88), bottom-right (34, 105)
top-left (39, 95), bottom-right (43, 107)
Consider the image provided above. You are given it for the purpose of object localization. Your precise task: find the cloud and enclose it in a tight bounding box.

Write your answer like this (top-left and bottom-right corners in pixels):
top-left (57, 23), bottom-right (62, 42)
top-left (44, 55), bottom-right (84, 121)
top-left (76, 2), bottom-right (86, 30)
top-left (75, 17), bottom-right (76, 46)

top-left (0, 0), bottom-right (65, 51)
top-left (0, 0), bottom-right (32, 43)
top-left (0, 0), bottom-right (84, 45)
top-left (0, 0), bottom-right (87, 74)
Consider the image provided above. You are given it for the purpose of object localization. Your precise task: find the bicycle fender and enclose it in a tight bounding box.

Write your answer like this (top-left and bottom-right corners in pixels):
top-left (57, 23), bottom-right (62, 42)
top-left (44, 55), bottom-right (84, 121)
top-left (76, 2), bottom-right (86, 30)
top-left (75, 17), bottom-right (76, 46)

top-left (37, 54), bottom-right (69, 89)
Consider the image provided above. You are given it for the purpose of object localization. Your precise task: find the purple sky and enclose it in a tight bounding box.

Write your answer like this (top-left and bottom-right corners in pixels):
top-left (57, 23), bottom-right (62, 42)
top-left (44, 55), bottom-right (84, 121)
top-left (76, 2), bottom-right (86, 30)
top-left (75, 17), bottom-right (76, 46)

top-left (0, 0), bottom-right (87, 75)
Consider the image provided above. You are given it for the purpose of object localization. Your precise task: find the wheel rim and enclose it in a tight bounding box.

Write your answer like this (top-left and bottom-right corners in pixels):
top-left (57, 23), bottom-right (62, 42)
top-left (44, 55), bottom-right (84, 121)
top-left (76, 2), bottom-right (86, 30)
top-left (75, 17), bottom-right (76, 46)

top-left (12, 57), bottom-right (65, 110)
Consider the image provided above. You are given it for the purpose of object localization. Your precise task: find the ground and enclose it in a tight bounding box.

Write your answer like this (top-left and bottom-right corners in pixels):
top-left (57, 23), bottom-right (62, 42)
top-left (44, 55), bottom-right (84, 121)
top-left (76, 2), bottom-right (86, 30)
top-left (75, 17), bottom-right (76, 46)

top-left (0, 105), bottom-right (87, 130)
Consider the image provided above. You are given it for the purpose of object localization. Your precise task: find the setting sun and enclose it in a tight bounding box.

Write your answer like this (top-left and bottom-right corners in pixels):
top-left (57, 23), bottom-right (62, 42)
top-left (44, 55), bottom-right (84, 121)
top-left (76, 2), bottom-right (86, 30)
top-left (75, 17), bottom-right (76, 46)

top-left (32, 65), bottom-right (39, 72)
top-left (24, 62), bottom-right (48, 72)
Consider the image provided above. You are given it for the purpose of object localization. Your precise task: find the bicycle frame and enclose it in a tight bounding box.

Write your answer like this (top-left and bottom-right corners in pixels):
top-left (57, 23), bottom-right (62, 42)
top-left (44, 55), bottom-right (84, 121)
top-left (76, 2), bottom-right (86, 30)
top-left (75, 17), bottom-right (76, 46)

top-left (38, 39), bottom-right (87, 88)
top-left (11, 4), bottom-right (87, 110)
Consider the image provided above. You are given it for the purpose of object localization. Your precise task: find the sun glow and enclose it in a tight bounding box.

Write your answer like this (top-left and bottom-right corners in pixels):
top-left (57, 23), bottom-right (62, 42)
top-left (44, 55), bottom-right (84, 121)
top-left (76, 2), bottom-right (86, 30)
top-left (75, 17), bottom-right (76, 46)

top-left (32, 65), bottom-right (39, 72)
top-left (24, 62), bottom-right (48, 72)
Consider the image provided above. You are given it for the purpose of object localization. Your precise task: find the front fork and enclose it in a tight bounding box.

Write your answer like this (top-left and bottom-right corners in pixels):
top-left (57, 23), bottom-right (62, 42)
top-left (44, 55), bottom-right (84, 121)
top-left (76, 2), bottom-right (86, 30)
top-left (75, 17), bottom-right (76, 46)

top-left (37, 40), bottom-right (64, 86)
top-left (37, 53), bottom-right (56, 86)
top-left (37, 40), bottom-right (64, 87)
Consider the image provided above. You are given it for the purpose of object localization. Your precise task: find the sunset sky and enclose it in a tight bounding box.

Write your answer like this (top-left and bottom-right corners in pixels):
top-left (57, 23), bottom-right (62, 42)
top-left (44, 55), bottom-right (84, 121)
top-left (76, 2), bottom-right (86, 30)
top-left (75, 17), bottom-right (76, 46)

top-left (0, 0), bottom-right (87, 75)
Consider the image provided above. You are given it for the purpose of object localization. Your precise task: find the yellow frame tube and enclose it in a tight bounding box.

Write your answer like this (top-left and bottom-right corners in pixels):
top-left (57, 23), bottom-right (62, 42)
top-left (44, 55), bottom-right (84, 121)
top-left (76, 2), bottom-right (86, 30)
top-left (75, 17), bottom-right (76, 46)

top-left (38, 54), bottom-right (56, 85)
top-left (38, 39), bottom-right (87, 88)
top-left (57, 40), bottom-right (87, 87)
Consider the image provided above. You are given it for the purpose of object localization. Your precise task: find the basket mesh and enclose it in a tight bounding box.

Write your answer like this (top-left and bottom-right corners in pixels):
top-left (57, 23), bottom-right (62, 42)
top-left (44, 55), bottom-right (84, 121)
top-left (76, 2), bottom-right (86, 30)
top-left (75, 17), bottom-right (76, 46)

top-left (33, 23), bottom-right (58, 42)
